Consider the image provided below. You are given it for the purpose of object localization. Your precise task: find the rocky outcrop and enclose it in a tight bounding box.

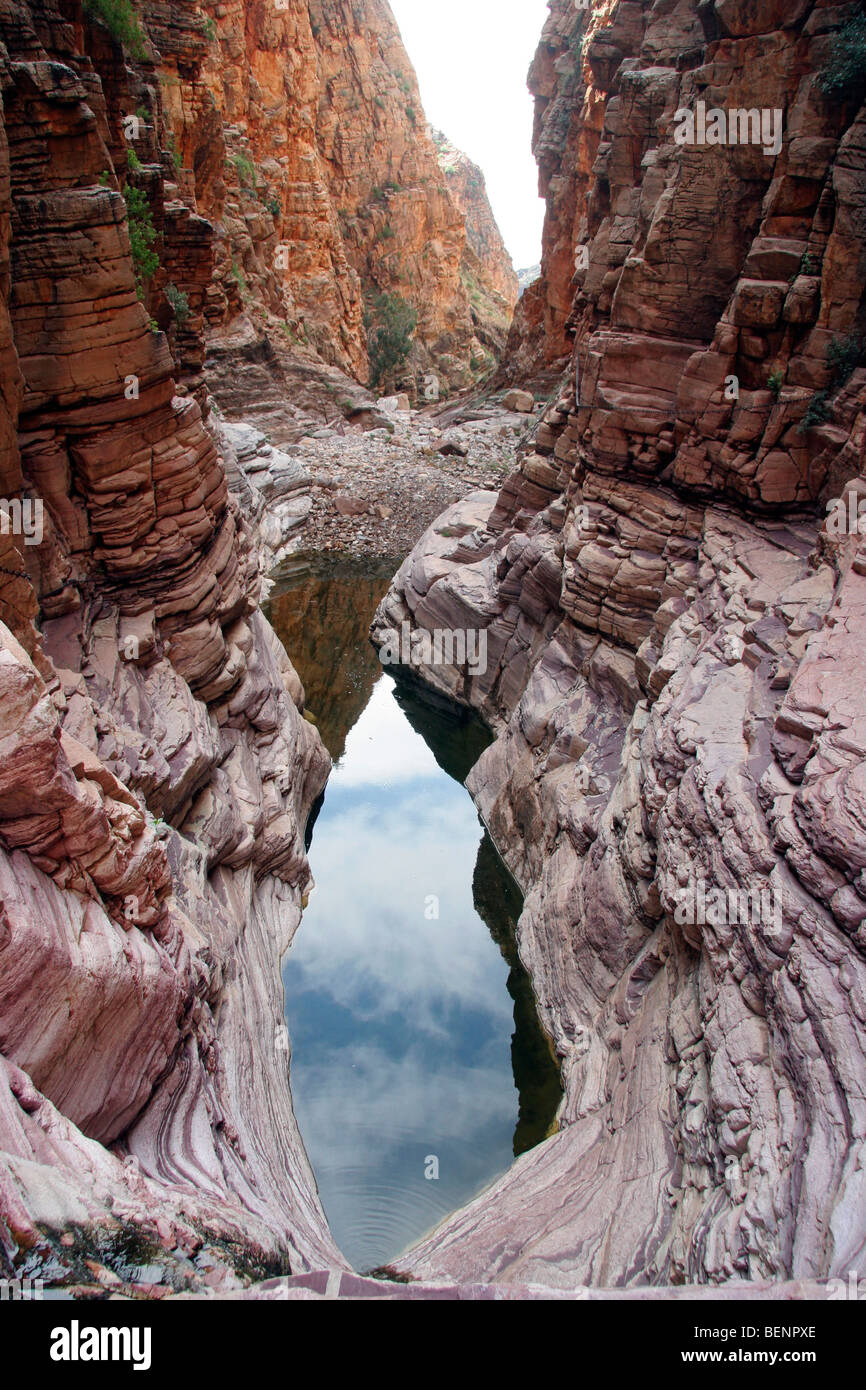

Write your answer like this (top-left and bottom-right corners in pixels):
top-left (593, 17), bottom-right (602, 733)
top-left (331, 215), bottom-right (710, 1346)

top-left (433, 129), bottom-right (519, 368)
top-left (373, 0), bottom-right (866, 1288)
top-left (147, 0), bottom-right (510, 401)
top-left (517, 265), bottom-right (541, 295)
top-left (0, 0), bottom-right (342, 1286)
top-left (215, 414), bottom-right (312, 569)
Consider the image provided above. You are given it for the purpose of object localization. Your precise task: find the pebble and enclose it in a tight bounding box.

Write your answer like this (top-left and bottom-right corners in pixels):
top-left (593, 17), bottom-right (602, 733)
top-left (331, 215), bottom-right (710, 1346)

top-left (290, 406), bottom-right (528, 557)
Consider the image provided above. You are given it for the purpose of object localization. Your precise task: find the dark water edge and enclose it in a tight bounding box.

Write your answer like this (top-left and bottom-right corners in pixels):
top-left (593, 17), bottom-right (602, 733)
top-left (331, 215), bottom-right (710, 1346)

top-left (265, 552), bottom-right (562, 1272)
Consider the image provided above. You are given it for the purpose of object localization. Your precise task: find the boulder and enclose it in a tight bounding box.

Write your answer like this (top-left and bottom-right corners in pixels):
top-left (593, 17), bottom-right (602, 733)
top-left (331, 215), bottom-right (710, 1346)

top-left (503, 389), bottom-right (535, 413)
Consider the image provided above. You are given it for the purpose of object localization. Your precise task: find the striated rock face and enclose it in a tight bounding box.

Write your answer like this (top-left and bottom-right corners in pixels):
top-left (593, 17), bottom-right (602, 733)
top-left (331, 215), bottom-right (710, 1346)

top-left (149, 0), bottom-right (509, 399)
top-left (373, 0), bottom-right (866, 1288)
top-left (0, 0), bottom-right (342, 1285)
top-left (433, 128), bottom-right (519, 368)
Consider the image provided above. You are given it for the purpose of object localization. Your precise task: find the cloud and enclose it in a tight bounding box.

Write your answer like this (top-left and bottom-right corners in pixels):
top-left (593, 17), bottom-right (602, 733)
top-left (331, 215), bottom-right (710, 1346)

top-left (285, 671), bottom-right (522, 1270)
top-left (333, 676), bottom-right (440, 786)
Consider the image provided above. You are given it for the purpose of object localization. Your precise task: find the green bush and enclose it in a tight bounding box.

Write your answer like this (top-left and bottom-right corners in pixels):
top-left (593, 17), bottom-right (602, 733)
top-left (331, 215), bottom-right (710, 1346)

top-left (795, 333), bottom-right (862, 432)
top-left (798, 390), bottom-right (830, 433)
top-left (790, 250), bottom-right (818, 285)
top-left (165, 134), bottom-right (180, 171)
top-left (827, 332), bottom-right (862, 391)
top-left (165, 282), bottom-right (190, 324)
top-left (123, 185), bottom-right (159, 298)
top-left (816, 8), bottom-right (866, 100)
top-left (371, 179), bottom-right (400, 202)
top-left (83, 0), bottom-right (147, 59)
top-left (365, 292), bottom-right (417, 389)
top-left (767, 368), bottom-right (784, 399)
top-left (232, 153), bottom-right (256, 188)
top-left (126, 149), bottom-right (142, 172)
top-left (231, 258), bottom-right (248, 298)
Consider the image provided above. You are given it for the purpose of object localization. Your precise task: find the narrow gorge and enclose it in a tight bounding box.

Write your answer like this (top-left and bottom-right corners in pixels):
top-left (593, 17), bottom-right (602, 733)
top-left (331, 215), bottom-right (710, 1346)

top-left (0, 0), bottom-right (865, 1314)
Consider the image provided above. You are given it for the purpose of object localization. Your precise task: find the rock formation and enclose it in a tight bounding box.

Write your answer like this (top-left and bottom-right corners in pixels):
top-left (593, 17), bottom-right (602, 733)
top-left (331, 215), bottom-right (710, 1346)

top-left (0, 0), bottom-right (518, 1293)
top-left (147, 0), bottom-right (514, 404)
top-left (0, 0), bottom-right (342, 1287)
top-left (3, 0), bottom-right (866, 1301)
top-left (373, 0), bottom-right (866, 1287)
top-left (433, 129), bottom-right (519, 368)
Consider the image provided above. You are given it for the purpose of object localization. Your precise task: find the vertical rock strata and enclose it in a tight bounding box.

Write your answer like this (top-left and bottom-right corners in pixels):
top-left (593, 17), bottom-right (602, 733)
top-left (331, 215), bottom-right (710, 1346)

top-left (373, 0), bottom-right (866, 1286)
top-left (433, 128), bottom-right (519, 367)
top-left (0, 0), bottom-right (342, 1281)
top-left (155, 0), bottom-right (513, 394)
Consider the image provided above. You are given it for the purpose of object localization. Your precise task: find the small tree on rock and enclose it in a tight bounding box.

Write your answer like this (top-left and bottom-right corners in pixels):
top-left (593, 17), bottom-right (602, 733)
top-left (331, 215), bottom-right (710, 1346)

top-left (365, 292), bottom-right (418, 390)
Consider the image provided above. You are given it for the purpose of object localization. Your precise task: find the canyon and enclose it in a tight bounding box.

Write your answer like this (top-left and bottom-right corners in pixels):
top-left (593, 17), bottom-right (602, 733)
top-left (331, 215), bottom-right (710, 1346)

top-left (374, 0), bottom-right (866, 1287)
top-left (0, 0), bottom-right (865, 1304)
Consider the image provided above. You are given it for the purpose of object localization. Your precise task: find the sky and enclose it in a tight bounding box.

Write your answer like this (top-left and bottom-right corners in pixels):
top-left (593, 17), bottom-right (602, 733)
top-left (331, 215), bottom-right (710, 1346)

top-left (389, 0), bottom-right (550, 270)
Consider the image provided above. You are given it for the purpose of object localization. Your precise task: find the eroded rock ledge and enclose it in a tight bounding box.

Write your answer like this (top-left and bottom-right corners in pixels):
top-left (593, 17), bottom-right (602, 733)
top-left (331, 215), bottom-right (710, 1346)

top-left (372, 0), bottom-right (866, 1289)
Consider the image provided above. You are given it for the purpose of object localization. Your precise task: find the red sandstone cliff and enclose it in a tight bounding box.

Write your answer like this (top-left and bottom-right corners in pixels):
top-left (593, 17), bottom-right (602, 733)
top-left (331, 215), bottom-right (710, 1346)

top-left (0, 0), bottom-right (342, 1285)
top-left (144, 0), bottom-right (512, 401)
top-left (433, 128), bottom-right (519, 369)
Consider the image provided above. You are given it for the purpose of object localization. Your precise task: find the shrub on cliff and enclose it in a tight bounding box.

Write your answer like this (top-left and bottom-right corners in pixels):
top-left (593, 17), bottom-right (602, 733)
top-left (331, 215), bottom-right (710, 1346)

top-left (123, 186), bottom-right (159, 298)
top-left (83, 0), bottom-right (147, 59)
top-left (827, 332), bottom-right (862, 391)
top-left (232, 153), bottom-right (257, 189)
top-left (797, 334), bottom-right (863, 434)
top-left (798, 390), bottom-right (830, 434)
top-left (817, 8), bottom-right (866, 100)
top-left (165, 283), bottom-right (190, 325)
top-left (365, 293), bottom-right (417, 389)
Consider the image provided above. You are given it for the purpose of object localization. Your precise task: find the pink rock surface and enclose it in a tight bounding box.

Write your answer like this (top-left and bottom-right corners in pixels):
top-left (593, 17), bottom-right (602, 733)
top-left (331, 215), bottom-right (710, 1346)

top-left (371, 0), bottom-right (866, 1284)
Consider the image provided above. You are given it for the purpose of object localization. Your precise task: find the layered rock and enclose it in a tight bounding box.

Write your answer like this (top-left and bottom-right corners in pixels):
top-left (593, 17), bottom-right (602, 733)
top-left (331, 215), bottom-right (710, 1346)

top-left (373, 0), bottom-right (866, 1287)
top-left (149, 0), bottom-right (509, 400)
top-left (0, 0), bottom-right (342, 1285)
top-left (433, 128), bottom-right (519, 369)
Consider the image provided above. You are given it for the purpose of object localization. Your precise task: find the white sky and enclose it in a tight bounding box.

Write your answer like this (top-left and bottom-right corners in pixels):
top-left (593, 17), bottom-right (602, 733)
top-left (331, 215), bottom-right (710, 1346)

top-left (389, 0), bottom-right (550, 270)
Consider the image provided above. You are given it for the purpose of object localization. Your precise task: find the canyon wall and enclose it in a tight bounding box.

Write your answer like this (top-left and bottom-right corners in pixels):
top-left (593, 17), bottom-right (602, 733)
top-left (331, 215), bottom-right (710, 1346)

top-left (0, 0), bottom-right (345, 1288)
top-left (433, 128), bottom-right (519, 369)
top-left (0, 0), bottom-right (521, 1289)
top-left (146, 0), bottom-right (513, 401)
top-left (374, 0), bottom-right (866, 1286)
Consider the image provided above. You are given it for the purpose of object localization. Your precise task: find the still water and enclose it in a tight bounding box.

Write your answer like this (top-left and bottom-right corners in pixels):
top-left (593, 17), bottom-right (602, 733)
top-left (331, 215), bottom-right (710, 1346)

top-left (266, 555), bottom-right (561, 1274)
